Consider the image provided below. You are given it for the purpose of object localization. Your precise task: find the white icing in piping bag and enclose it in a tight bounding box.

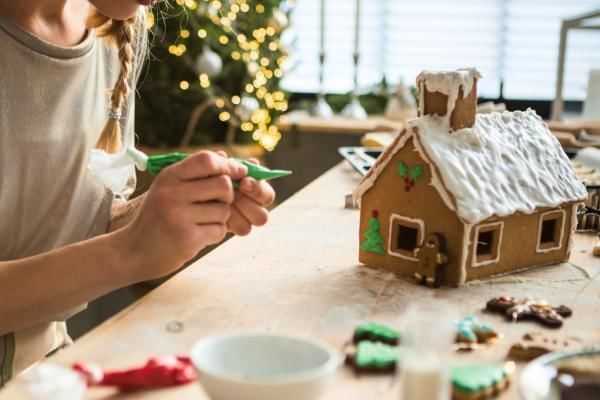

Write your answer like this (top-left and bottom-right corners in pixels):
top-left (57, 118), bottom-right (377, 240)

top-left (126, 147), bottom-right (149, 171)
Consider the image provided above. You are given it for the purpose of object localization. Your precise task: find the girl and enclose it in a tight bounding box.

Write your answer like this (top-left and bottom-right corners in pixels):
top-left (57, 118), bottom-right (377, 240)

top-left (0, 0), bottom-right (275, 385)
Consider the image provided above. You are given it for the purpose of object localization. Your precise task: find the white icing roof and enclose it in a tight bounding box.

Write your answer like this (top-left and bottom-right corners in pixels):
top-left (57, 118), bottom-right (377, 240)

top-left (354, 109), bottom-right (588, 224)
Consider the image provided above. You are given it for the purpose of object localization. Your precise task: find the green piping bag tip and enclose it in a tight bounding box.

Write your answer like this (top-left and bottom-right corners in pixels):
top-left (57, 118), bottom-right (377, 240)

top-left (234, 159), bottom-right (292, 181)
top-left (127, 148), bottom-right (292, 181)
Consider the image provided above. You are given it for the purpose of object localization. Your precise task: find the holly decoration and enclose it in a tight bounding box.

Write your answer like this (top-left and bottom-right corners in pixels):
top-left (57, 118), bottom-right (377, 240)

top-left (361, 210), bottom-right (386, 255)
top-left (397, 161), bottom-right (424, 192)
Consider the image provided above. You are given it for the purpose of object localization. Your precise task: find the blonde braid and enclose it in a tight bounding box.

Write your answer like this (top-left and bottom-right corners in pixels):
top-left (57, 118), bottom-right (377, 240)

top-left (88, 10), bottom-right (136, 153)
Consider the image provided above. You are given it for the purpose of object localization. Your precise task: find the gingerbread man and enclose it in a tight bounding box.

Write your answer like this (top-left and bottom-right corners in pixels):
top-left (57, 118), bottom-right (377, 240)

top-left (414, 233), bottom-right (448, 288)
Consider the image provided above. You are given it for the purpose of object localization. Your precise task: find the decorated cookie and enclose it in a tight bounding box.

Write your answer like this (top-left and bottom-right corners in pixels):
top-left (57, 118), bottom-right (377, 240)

top-left (345, 341), bottom-right (400, 373)
top-left (455, 316), bottom-right (499, 348)
top-left (508, 332), bottom-right (583, 361)
top-left (353, 322), bottom-right (401, 345)
top-left (486, 296), bottom-right (572, 328)
top-left (451, 364), bottom-right (511, 400)
top-left (414, 233), bottom-right (448, 288)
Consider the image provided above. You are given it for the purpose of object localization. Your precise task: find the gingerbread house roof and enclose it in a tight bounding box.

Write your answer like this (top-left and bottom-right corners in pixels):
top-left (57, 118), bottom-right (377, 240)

top-left (353, 109), bottom-right (588, 224)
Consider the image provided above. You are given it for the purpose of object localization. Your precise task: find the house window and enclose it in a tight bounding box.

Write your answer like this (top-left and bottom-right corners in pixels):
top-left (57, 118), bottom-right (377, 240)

top-left (388, 214), bottom-right (424, 261)
top-left (537, 210), bottom-right (565, 253)
top-left (472, 222), bottom-right (503, 267)
top-left (397, 225), bottom-right (418, 251)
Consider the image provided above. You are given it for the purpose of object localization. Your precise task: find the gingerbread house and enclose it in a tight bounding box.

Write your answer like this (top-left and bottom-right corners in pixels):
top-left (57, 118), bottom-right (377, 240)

top-left (353, 68), bottom-right (588, 286)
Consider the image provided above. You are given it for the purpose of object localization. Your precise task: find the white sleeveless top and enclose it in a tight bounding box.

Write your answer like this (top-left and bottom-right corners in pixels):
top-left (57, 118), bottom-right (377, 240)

top-left (0, 14), bottom-right (137, 384)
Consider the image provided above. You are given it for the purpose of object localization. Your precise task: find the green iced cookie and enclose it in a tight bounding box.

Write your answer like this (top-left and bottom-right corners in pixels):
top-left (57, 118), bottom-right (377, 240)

top-left (353, 322), bottom-right (401, 345)
top-left (451, 364), bottom-right (508, 397)
top-left (350, 341), bottom-right (400, 372)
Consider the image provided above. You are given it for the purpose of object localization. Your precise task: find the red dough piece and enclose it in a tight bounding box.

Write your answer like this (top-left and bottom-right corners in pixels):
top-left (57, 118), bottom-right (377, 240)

top-left (73, 356), bottom-right (197, 390)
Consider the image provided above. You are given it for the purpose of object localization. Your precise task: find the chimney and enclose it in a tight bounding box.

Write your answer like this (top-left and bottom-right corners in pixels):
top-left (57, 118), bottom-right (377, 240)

top-left (416, 68), bottom-right (481, 130)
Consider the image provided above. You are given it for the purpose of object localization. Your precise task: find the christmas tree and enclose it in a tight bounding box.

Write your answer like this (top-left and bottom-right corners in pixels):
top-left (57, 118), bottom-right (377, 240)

top-left (137, 0), bottom-right (292, 151)
top-left (361, 210), bottom-right (385, 255)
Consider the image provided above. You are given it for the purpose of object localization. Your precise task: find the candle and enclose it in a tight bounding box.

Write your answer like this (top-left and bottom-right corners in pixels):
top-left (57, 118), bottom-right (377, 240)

top-left (319, 0), bottom-right (325, 56)
top-left (354, 0), bottom-right (361, 57)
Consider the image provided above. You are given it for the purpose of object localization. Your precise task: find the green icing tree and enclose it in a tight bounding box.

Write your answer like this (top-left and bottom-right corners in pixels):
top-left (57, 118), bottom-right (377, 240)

top-left (361, 210), bottom-right (385, 255)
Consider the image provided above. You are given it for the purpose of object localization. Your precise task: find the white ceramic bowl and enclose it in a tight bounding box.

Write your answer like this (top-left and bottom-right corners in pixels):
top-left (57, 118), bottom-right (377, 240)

top-left (190, 333), bottom-right (340, 400)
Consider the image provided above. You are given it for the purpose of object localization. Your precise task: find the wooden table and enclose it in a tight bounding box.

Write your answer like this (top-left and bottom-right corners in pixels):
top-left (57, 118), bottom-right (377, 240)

top-left (3, 163), bottom-right (599, 399)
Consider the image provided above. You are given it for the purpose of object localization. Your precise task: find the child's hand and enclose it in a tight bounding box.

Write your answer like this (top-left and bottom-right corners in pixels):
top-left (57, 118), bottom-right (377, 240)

top-left (227, 158), bottom-right (276, 236)
top-left (120, 151), bottom-right (247, 281)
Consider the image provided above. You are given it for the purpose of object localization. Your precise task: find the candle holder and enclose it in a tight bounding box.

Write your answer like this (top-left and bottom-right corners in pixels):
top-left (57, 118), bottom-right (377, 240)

top-left (341, 0), bottom-right (368, 120)
top-left (310, 54), bottom-right (334, 118)
top-left (310, 0), bottom-right (334, 118)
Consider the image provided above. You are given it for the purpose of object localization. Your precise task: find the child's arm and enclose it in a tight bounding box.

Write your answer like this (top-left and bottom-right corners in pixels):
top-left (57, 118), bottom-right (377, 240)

top-left (0, 152), bottom-right (247, 335)
top-left (108, 195), bottom-right (145, 232)
top-left (0, 230), bottom-right (138, 335)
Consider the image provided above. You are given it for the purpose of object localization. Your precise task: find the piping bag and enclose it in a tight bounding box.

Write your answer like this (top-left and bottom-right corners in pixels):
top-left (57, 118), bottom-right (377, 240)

top-left (126, 147), bottom-right (292, 181)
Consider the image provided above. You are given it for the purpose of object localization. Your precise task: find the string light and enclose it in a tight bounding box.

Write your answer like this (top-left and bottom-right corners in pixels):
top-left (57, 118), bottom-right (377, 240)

top-left (184, 0), bottom-right (197, 10)
top-left (167, 0), bottom-right (289, 150)
top-left (199, 73), bottom-right (211, 88)
top-left (169, 44), bottom-right (187, 56)
top-left (146, 11), bottom-right (155, 29)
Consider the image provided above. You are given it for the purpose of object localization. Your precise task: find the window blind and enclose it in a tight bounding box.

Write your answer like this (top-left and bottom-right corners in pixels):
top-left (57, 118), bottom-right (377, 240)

top-left (283, 0), bottom-right (600, 100)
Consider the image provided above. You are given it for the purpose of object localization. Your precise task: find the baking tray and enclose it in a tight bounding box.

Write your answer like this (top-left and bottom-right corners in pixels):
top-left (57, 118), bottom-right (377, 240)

top-left (338, 147), bottom-right (383, 176)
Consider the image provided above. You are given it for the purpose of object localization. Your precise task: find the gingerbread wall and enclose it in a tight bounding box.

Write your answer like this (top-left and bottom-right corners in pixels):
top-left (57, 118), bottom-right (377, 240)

top-left (464, 203), bottom-right (576, 281)
top-left (359, 134), bottom-right (466, 286)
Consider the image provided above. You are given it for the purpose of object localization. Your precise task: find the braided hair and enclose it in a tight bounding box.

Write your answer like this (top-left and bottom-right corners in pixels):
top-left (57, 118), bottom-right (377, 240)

top-left (87, 8), bottom-right (146, 153)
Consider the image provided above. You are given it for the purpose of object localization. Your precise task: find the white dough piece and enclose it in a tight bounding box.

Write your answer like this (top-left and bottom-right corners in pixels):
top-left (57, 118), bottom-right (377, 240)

top-left (15, 363), bottom-right (86, 400)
